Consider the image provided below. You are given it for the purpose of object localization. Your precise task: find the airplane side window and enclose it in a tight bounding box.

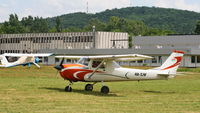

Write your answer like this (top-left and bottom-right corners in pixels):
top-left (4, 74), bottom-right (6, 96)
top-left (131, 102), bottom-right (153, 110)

top-left (6, 56), bottom-right (19, 63)
top-left (92, 61), bottom-right (105, 69)
top-left (92, 61), bottom-right (100, 68)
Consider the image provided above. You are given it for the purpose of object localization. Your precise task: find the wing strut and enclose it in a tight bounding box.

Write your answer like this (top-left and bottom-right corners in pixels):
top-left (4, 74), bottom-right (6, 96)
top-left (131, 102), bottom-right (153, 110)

top-left (88, 60), bottom-right (105, 79)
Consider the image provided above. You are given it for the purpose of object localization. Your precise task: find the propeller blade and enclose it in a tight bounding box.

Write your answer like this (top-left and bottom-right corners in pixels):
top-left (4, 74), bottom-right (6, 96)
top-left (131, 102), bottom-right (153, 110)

top-left (60, 57), bottom-right (65, 67)
top-left (33, 62), bottom-right (41, 68)
top-left (54, 57), bottom-right (65, 71)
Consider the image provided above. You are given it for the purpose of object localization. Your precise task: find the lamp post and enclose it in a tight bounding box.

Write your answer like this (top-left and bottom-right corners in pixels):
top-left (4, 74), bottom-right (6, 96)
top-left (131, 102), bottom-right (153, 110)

top-left (92, 26), bottom-right (96, 49)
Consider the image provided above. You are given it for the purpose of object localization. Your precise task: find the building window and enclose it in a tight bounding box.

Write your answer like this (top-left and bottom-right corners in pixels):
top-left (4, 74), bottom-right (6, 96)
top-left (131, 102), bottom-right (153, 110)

top-left (130, 61), bottom-right (136, 63)
top-left (44, 57), bottom-right (48, 62)
top-left (137, 60), bottom-right (143, 63)
top-left (152, 57), bottom-right (157, 63)
top-left (156, 45), bottom-right (163, 49)
top-left (134, 45), bottom-right (141, 49)
top-left (77, 36), bottom-right (80, 42)
top-left (55, 58), bottom-right (60, 63)
top-left (191, 56), bottom-right (196, 63)
top-left (66, 59), bottom-right (71, 63)
top-left (158, 56), bottom-right (162, 63)
top-left (197, 56), bottom-right (200, 63)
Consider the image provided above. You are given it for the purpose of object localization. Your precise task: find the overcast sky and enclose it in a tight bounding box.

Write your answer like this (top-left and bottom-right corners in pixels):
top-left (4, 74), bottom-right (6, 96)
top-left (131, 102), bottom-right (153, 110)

top-left (0, 0), bottom-right (200, 22)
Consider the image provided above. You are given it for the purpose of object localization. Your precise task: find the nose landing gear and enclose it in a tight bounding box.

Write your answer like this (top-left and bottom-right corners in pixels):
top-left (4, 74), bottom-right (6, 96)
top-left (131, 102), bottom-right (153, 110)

top-left (64, 81), bottom-right (73, 92)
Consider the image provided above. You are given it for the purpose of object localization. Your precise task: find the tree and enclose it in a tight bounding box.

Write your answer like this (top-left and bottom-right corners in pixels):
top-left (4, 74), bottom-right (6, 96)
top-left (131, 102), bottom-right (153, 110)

top-left (106, 16), bottom-right (121, 31)
top-left (62, 26), bottom-right (83, 32)
top-left (48, 27), bottom-right (57, 33)
top-left (84, 18), bottom-right (106, 31)
top-left (56, 17), bottom-right (62, 32)
top-left (144, 28), bottom-right (174, 36)
top-left (106, 16), bottom-right (148, 36)
top-left (195, 20), bottom-right (200, 34)
top-left (21, 16), bottom-right (34, 32)
top-left (30, 17), bottom-right (48, 33)
top-left (2, 14), bottom-right (26, 34)
top-left (0, 25), bottom-right (3, 34)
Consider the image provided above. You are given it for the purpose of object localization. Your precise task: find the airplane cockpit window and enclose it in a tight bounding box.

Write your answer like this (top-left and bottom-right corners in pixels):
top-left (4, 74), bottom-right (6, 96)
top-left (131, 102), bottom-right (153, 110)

top-left (77, 57), bottom-right (90, 66)
top-left (6, 56), bottom-right (19, 63)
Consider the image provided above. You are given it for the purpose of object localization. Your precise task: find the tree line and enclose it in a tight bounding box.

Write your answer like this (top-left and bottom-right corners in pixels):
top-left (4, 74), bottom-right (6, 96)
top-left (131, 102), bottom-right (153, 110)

top-left (46, 7), bottom-right (200, 34)
top-left (0, 14), bottom-right (200, 35)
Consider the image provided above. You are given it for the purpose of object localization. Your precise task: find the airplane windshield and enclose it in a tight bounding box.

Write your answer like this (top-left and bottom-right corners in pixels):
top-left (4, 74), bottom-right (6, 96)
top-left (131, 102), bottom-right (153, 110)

top-left (77, 57), bottom-right (89, 66)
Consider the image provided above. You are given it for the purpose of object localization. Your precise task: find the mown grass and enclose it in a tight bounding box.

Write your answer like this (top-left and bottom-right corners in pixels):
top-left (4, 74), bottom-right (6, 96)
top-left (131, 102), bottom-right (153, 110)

top-left (178, 67), bottom-right (200, 73)
top-left (0, 66), bottom-right (200, 113)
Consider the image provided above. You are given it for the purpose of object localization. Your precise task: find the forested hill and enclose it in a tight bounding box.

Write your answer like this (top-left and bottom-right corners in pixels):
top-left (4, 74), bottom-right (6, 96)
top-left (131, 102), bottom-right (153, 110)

top-left (47, 6), bottom-right (200, 34)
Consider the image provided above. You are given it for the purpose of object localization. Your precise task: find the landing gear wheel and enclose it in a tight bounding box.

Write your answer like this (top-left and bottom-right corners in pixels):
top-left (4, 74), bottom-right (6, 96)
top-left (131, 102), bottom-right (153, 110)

top-left (65, 86), bottom-right (72, 92)
top-left (101, 86), bottom-right (109, 94)
top-left (85, 84), bottom-right (93, 91)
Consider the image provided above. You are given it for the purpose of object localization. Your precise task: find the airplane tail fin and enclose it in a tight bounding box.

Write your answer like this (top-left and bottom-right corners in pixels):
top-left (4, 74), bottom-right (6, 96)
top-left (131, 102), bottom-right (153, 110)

top-left (150, 50), bottom-right (184, 77)
top-left (0, 55), bottom-right (9, 66)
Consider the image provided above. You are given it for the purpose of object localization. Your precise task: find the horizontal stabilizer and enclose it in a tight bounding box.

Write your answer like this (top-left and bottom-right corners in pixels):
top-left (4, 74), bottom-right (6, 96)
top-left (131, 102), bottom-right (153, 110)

top-left (157, 74), bottom-right (170, 76)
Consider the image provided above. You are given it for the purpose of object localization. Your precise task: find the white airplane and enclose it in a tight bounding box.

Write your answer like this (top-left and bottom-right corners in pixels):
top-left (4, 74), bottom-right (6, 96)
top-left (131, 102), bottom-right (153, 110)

top-left (0, 53), bottom-right (52, 68)
top-left (54, 50), bottom-right (184, 94)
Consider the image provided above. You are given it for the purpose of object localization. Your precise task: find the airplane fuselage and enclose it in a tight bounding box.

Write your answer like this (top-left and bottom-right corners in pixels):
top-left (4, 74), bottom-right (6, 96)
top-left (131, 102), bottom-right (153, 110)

top-left (60, 64), bottom-right (169, 82)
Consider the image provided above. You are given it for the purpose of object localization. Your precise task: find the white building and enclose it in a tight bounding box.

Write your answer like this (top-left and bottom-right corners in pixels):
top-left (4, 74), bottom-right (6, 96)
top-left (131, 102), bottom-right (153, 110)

top-left (130, 35), bottom-right (200, 67)
top-left (0, 32), bottom-right (128, 54)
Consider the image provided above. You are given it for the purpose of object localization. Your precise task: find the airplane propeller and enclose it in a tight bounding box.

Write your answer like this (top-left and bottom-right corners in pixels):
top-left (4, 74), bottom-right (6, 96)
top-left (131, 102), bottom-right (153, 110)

top-left (54, 57), bottom-right (65, 78)
top-left (54, 57), bottom-right (64, 71)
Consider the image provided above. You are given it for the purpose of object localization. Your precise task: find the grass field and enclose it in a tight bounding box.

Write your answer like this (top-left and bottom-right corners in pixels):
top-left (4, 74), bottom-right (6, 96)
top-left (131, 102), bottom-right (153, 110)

top-left (0, 66), bottom-right (200, 113)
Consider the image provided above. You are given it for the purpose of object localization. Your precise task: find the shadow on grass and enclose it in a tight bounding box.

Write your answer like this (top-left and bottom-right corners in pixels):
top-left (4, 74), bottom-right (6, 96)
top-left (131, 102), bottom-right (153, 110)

top-left (142, 90), bottom-right (176, 94)
top-left (40, 87), bottom-right (122, 97)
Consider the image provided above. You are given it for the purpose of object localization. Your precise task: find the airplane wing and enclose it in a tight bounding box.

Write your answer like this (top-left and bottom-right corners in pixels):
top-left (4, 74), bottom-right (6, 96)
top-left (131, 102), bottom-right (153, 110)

top-left (2, 53), bottom-right (53, 57)
top-left (55, 54), bottom-right (153, 61)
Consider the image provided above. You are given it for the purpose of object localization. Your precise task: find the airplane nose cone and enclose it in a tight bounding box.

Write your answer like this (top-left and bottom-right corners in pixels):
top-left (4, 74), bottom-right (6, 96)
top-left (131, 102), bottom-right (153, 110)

top-left (54, 65), bottom-right (62, 70)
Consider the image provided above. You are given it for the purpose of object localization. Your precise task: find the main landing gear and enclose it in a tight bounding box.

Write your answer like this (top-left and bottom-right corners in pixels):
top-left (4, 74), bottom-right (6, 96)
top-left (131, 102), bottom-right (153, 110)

top-left (101, 86), bottom-right (109, 94)
top-left (85, 84), bottom-right (94, 91)
top-left (100, 81), bottom-right (109, 94)
top-left (84, 81), bottom-right (109, 94)
top-left (64, 81), bottom-right (110, 94)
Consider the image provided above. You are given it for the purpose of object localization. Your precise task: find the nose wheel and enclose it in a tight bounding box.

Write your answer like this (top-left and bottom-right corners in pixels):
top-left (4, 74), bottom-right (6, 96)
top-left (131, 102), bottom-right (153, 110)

top-left (65, 86), bottom-right (72, 92)
top-left (64, 81), bottom-right (73, 92)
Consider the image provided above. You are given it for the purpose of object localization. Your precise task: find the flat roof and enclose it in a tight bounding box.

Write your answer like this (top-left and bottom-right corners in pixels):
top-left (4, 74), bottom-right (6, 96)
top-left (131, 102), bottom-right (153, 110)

top-left (39, 48), bottom-right (200, 55)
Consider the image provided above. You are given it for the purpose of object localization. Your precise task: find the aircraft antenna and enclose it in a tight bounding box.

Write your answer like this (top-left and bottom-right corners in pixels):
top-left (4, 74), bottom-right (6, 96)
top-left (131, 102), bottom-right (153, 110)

top-left (86, 1), bottom-right (89, 13)
top-left (130, 0), bottom-right (133, 7)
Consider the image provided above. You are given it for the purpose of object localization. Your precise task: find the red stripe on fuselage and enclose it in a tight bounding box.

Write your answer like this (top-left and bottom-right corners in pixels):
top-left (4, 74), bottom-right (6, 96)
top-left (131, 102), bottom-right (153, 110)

top-left (60, 69), bottom-right (93, 81)
top-left (59, 64), bottom-right (103, 81)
